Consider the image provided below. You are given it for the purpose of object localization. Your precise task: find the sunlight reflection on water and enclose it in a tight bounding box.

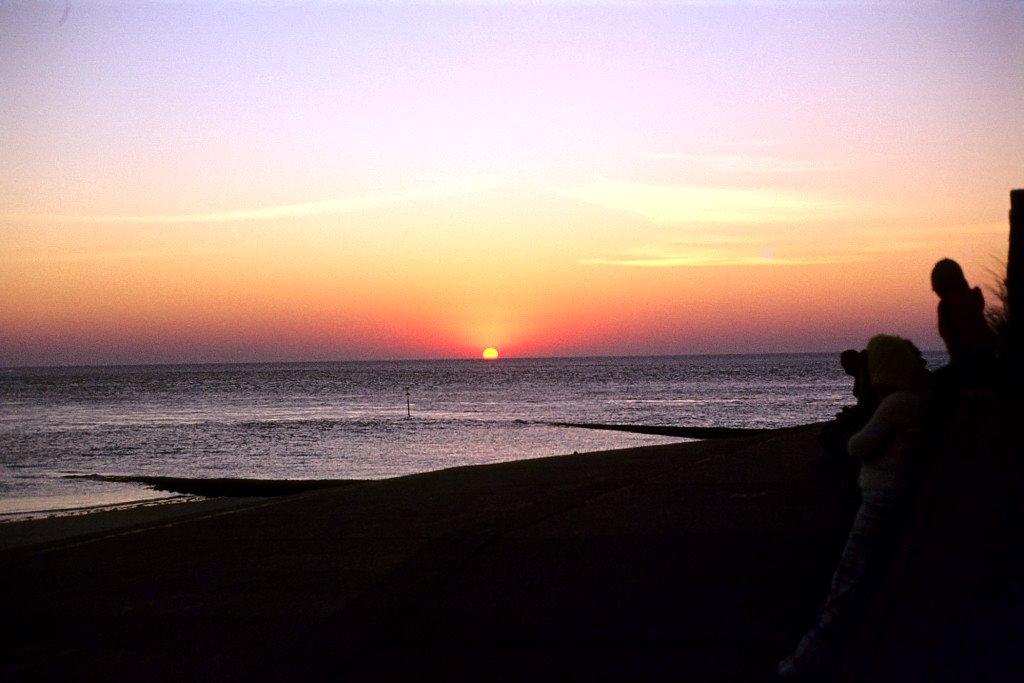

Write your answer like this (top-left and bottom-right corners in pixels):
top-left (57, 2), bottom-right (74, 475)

top-left (0, 353), bottom-right (947, 519)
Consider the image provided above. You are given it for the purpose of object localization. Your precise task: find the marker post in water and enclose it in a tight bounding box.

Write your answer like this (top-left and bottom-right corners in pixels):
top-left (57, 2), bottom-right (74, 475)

top-left (405, 387), bottom-right (411, 418)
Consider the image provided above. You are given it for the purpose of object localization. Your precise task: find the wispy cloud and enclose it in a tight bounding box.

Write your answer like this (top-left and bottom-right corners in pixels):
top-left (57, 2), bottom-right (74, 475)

top-left (580, 242), bottom-right (858, 268)
top-left (146, 1), bottom-right (940, 7)
top-left (642, 152), bottom-right (865, 174)
top-left (578, 219), bottom-right (1006, 269)
top-left (579, 253), bottom-right (853, 267)
top-left (550, 177), bottom-right (850, 224)
top-left (728, 140), bottom-right (789, 148)
top-left (849, 221), bottom-right (1010, 254)
top-left (1, 249), bottom-right (211, 264)
top-left (4, 176), bottom-right (505, 226)
top-left (251, 1), bottom-right (928, 6)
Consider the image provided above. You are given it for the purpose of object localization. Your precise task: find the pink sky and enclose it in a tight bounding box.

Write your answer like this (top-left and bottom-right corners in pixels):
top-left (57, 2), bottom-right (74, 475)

top-left (2, 1), bottom-right (1021, 366)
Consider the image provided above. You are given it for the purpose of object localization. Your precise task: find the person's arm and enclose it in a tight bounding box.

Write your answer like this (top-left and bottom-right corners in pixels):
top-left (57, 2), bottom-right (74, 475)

top-left (937, 299), bottom-right (958, 359)
top-left (847, 394), bottom-right (912, 462)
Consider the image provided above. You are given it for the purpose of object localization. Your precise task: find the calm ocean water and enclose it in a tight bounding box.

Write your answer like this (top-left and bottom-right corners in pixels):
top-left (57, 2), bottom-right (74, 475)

top-left (0, 353), bottom-right (945, 520)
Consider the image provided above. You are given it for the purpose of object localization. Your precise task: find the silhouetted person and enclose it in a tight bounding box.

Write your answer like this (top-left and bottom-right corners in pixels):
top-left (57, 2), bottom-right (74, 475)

top-left (931, 258), bottom-right (998, 387)
top-left (838, 348), bottom-right (876, 431)
top-left (817, 349), bottom-right (876, 485)
top-left (779, 335), bottom-right (933, 680)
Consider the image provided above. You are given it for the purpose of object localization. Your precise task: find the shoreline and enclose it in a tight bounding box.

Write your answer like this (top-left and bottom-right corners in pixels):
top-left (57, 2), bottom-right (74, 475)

top-left (545, 421), bottom-right (774, 439)
top-left (0, 493), bottom-right (199, 524)
top-left (3, 398), bottom-right (1018, 680)
top-left (2, 421), bottom-right (804, 526)
top-left (0, 421), bottom-right (824, 551)
top-left (71, 474), bottom-right (359, 497)
top-left (2, 421), bottom-right (847, 680)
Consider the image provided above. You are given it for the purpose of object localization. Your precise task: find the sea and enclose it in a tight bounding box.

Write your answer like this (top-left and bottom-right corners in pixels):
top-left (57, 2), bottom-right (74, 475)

top-left (0, 352), bottom-right (946, 522)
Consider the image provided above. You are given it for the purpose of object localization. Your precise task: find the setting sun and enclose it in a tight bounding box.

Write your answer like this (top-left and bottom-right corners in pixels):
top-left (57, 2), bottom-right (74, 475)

top-left (482, 347), bottom-right (499, 360)
top-left (0, 1), bottom-right (1019, 369)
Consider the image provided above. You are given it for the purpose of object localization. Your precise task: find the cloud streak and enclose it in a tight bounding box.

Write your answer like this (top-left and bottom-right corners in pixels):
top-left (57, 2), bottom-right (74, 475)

top-left (579, 254), bottom-right (854, 267)
top-left (642, 152), bottom-right (867, 174)
top-left (580, 243), bottom-right (858, 268)
top-left (4, 176), bottom-right (505, 226)
top-left (578, 220), bottom-right (1007, 269)
top-left (1, 249), bottom-right (213, 264)
top-left (256, 1), bottom-right (927, 6)
top-left (550, 177), bottom-right (850, 224)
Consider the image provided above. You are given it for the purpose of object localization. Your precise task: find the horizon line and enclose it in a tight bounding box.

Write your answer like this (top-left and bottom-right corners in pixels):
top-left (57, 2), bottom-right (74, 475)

top-left (1, 348), bottom-right (948, 371)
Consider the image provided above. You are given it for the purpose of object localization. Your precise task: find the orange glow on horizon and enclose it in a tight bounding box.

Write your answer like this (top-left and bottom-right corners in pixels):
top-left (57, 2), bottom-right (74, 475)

top-left (1, 2), bottom-right (1020, 368)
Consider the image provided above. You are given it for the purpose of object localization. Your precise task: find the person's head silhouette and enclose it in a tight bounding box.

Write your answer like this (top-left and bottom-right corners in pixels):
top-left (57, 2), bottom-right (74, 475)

top-left (930, 258), bottom-right (969, 298)
top-left (866, 334), bottom-right (930, 394)
top-left (839, 349), bottom-right (861, 376)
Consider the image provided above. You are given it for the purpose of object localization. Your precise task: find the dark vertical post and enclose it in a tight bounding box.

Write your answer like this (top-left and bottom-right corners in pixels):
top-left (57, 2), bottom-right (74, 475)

top-left (405, 387), bottom-right (411, 418)
top-left (1009, 189), bottom-right (1024, 387)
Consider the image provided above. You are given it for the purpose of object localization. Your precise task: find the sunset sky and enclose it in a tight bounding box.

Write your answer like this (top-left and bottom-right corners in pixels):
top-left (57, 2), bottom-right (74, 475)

top-left (2, 0), bottom-right (1021, 366)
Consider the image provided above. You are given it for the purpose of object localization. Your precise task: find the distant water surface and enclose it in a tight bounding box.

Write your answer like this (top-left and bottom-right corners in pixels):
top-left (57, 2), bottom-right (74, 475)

top-left (0, 353), bottom-right (946, 520)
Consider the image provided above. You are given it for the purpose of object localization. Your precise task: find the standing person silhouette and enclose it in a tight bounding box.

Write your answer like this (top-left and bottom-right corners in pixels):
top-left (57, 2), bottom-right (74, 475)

top-left (816, 349), bottom-right (875, 492)
top-left (930, 258), bottom-right (998, 387)
top-left (778, 335), bottom-right (933, 680)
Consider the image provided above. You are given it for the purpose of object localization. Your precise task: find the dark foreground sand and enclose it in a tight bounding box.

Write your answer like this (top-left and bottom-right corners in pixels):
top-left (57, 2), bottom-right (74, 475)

top-left (1, 405), bottom-right (1019, 682)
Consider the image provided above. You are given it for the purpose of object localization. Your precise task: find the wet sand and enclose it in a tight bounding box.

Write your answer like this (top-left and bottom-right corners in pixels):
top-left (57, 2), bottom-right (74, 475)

top-left (1, 423), bottom-right (851, 681)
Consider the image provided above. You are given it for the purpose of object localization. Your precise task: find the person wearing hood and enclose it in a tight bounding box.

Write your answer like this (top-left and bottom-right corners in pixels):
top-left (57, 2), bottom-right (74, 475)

top-left (778, 335), bottom-right (934, 680)
top-left (930, 258), bottom-right (998, 386)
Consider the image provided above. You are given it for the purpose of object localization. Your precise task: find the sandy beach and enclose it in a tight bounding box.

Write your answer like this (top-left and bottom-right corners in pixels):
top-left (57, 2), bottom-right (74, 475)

top-left (1, 405), bottom-right (1018, 681)
top-left (1, 423), bottom-right (851, 681)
